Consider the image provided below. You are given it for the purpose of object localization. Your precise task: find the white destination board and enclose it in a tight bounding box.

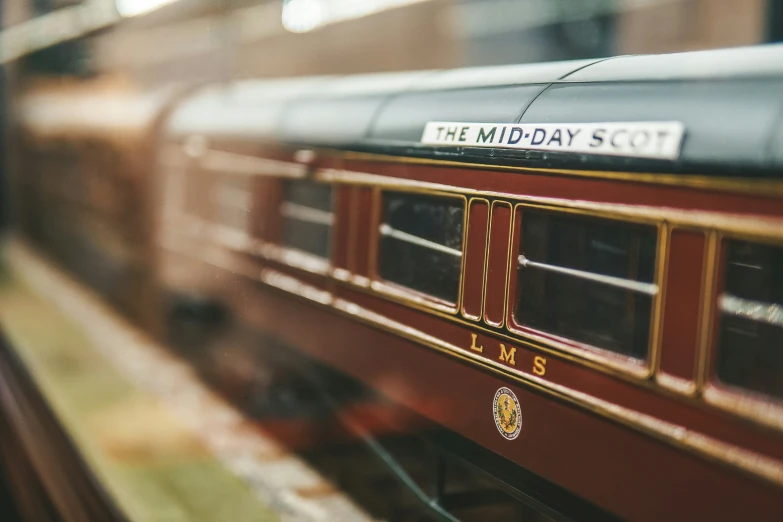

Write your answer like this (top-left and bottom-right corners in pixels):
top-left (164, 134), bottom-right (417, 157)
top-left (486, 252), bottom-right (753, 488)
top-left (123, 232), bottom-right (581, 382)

top-left (420, 121), bottom-right (685, 160)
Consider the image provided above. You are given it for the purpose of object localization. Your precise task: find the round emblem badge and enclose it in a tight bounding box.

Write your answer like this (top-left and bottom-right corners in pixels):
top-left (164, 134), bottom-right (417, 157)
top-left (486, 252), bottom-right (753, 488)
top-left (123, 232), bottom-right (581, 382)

top-left (493, 387), bottom-right (522, 440)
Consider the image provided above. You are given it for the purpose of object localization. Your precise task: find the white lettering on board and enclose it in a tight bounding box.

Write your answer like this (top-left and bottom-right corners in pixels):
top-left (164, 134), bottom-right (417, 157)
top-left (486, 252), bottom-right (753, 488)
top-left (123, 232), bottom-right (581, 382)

top-left (420, 121), bottom-right (685, 160)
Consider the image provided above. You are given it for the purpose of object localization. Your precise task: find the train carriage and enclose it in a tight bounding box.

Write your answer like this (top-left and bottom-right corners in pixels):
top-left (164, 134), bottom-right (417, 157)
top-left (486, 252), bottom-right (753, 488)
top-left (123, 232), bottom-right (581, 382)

top-left (16, 78), bottom-right (185, 330)
top-left (155, 44), bottom-right (783, 521)
top-left (9, 44), bottom-right (783, 521)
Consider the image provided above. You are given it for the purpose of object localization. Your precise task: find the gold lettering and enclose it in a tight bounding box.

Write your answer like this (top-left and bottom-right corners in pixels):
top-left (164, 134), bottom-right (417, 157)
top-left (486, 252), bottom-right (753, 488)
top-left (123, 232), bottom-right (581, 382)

top-left (499, 344), bottom-right (516, 366)
top-left (469, 333), bottom-right (484, 353)
top-left (533, 356), bottom-right (547, 376)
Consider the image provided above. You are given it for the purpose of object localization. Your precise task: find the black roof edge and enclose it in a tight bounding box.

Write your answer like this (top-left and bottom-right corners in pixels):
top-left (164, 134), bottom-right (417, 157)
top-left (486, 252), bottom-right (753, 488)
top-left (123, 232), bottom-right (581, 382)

top-left (310, 141), bottom-right (783, 180)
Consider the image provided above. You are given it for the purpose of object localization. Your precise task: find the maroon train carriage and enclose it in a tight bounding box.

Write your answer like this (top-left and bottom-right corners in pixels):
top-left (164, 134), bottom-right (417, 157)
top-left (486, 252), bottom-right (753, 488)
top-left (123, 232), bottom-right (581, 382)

top-left (11, 44), bottom-right (783, 520)
top-left (15, 77), bottom-right (184, 331)
top-left (155, 44), bottom-right (783, 521)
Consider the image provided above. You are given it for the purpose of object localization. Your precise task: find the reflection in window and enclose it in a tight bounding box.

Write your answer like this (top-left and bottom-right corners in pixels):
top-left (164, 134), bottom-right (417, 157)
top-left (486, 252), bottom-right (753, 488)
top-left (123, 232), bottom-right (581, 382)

top-left (378, 192), bottom-right (464, 303)
top-left (280, 180), bottom-right (333, 259)
top-left (716, 240), bottom-right (783, 399)
top-left (214, 175), bottom-right (252, 232)
top-left (514, 211), bottom-right (657, 359)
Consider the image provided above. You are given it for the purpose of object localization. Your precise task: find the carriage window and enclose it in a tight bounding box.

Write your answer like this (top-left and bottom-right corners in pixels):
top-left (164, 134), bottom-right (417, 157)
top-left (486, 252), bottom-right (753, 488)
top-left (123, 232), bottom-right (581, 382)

top-left (280, 180), bottom-right (333, 259)
top-left (716, 240), bottom-right (783, 399)
top-left (214, 175), bottom-right (252, 233)
top-left (514, 211), bottom-right (657, 360)
top-left (378, 192), bottom-right (464, 303)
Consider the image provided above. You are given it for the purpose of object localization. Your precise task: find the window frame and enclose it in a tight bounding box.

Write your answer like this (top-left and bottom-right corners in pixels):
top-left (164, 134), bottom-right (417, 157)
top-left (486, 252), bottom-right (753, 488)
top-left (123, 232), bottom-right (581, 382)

top-left (203, 172), bottom-right (259, 256)
top-left (273, 177), bottom-right (337, 274)
top-left (212, 173), bottom-right (255, 234)
top-left (369, 187), bottom-right (469, 315)
top-left (653, 224), bottom-right (710, 397)
top-left (504, 202), bottom-right (666, 379)
top-left (461, 197), bottom-right (491, 322)
top-left (166, 140), bottom-right (321, 270)
top-left (702, 231), bottom-right (783, 428)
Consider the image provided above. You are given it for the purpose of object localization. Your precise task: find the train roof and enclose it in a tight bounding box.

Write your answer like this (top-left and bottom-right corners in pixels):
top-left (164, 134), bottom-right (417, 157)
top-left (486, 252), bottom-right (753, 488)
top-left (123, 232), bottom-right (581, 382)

top-left (165, 77), bottom-right (332, 140)
top-left (164, 43), bottom-right (783, 176)
top-left (19, 77), bottom-right (182, 143)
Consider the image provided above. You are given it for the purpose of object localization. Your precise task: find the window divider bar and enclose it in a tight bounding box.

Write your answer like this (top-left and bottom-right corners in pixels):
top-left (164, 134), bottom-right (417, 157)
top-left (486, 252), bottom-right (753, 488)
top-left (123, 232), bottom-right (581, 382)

top-left (719, 294), bottom-right (783, 328)
top-left (202, 149), bottom-right (308, 178)
top-left (280, 201), bottom-right (334, 226)
top-left (518, 255), bottom-right (659, 295)
top-left (379, 224), bottom-right (463, 258)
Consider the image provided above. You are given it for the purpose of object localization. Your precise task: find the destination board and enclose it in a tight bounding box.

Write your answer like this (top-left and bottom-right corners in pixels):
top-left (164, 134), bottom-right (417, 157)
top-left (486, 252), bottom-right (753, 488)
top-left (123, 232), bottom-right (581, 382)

top-left (421, 121), bottom-right (685, 160)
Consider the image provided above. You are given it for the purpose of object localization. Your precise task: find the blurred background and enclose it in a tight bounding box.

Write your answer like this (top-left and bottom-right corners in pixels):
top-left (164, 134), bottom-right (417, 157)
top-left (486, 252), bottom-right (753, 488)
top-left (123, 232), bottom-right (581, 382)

top-left (3, 0), bottom-right (783, 227)
top-left (3, 0), bottom-right (783, 84)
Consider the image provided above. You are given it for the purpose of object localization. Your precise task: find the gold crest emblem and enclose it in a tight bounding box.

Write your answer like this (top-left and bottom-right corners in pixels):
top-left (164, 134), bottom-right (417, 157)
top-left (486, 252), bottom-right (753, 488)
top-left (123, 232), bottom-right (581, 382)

top-left (493, 387), bottom-right (521, 440)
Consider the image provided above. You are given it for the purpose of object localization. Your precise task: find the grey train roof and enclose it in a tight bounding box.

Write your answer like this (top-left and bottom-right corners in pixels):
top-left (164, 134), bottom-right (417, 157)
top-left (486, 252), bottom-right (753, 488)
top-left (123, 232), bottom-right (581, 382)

top-left (167, 44), bottom-right (783, 176)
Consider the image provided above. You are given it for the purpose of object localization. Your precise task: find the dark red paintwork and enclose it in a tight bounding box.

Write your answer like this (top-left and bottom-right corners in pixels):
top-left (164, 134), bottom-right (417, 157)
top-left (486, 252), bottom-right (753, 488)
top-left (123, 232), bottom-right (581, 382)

top-left (659, 230), bottom-right (706, 383)
top-left (156, 147), bottom-right (783, 521)
top-left (461, 200), bottom-right (489, 319)
top-left (483, 203), bottom-right (512, 326)
top-left (160, 240), bottom-right (783, 521)
top-left (353, 187), bottom-right (374, 278)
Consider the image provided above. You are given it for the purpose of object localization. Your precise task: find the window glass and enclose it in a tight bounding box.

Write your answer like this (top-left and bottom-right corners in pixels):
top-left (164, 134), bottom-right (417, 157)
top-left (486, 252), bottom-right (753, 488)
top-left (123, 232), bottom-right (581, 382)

top-left (378, 192), bottom-right (464, 303)
top-left (280, 180), bottom-right (333, 259)
top-left (716, 240), bottom-right (783, 399)
top-left (214, 175), bottom-right (252, 232)
top-left (514, 211), bottom-right (657, 359)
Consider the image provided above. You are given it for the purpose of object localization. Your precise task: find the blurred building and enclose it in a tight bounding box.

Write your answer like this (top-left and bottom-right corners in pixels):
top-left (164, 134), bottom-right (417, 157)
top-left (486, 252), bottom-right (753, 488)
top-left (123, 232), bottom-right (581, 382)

top-left (617, 0), bottom-right (769, 54)
top-left (3, 0), bottom-right (783, 85)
